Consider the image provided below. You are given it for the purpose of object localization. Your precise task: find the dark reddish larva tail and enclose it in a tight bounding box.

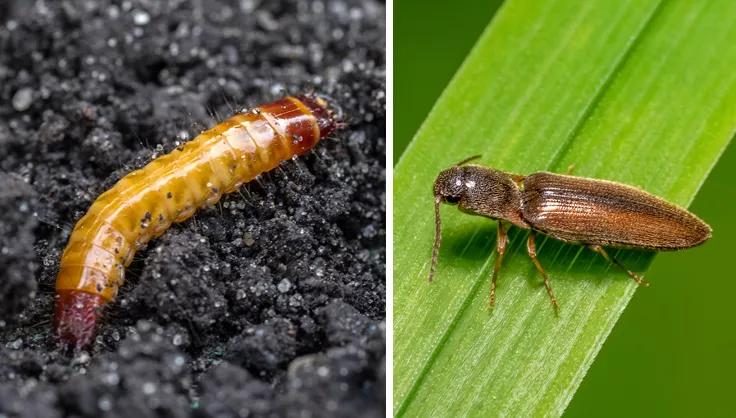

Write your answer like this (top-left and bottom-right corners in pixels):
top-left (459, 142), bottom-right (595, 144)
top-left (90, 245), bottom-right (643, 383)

top-left (54, 94), bottom-right (340, 349)
top-left (54, 290), bottom-right (106, 349)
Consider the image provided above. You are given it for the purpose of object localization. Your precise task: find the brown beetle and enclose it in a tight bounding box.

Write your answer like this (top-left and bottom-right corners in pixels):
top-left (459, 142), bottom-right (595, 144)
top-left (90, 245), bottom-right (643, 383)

top-left (430, 156), bottom-right (711, 311)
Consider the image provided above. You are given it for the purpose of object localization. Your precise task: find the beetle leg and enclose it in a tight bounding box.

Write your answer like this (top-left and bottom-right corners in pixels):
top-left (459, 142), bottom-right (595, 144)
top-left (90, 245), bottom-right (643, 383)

top-left (564, 163), bottom-right (576, 175)
top-left (526, 231), bottom-right (559, 313)
top-left (588, 245), bottom-right (650, 286)
top-left (489, 221), bottom-right (508, 309)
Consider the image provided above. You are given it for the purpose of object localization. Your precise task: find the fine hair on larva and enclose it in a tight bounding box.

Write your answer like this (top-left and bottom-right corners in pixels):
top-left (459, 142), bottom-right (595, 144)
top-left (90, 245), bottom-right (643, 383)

top-left (53, 94), bottom-right (341, 349)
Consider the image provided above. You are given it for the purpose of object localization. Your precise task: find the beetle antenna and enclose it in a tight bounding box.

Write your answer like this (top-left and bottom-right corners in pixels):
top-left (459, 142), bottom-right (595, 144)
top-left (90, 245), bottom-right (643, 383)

top-left (429, 195), bottom-right (443, 282)
top-left (455, 155), bottom-right (482, 166)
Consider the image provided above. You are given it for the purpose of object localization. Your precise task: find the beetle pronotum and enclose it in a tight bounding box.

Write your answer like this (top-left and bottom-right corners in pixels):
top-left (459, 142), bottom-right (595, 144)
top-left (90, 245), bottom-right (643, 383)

top-left (430, 156), bottom-right (711, 311)
top-left (54, 95), bottom-right (340, 349)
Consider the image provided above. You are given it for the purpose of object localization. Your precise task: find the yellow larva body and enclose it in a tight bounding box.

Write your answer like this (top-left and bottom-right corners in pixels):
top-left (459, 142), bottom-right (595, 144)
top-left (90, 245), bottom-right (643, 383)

top-left (54, 95), bottom-right (338, 348)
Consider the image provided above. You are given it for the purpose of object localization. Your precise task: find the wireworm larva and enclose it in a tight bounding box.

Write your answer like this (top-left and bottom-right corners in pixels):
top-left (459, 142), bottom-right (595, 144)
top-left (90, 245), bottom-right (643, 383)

top-left (54, 95), bottom-right (340, 349)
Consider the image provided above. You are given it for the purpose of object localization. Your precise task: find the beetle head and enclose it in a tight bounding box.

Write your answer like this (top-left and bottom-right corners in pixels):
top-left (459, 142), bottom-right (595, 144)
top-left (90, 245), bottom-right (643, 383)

top-left (432, 155), bottom-right (481, 205)
top-left (433, 166), bottom-right (465, 205)
top-left (429, 155), bottom-right (482, 283)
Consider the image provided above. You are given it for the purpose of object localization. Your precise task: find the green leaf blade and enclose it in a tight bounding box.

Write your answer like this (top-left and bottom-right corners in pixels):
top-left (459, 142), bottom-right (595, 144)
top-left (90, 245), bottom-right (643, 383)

top-left (394, 0), bottom-right (736, 416)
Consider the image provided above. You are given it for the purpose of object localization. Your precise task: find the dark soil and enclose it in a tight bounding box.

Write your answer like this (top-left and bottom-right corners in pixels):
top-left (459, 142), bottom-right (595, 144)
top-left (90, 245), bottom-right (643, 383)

top-left (0, 1), bottom-right (385, 417)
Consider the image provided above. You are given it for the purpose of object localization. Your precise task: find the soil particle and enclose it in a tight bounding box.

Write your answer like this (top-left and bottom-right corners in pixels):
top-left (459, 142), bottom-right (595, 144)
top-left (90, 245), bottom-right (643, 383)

top-left (0, 173), bottom-right (39, 320)
top-left (0, 0), bottom-right (385, 416)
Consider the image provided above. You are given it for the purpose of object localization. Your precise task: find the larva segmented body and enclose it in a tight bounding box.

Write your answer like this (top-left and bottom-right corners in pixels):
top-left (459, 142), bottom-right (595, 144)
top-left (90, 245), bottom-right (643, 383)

top-left (54, 95), bottom-right (339, 349)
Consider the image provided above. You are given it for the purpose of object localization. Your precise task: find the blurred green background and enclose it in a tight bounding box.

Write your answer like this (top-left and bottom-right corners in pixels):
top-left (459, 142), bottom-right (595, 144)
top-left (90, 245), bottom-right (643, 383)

top-left (394, 1), bottom-right (736, 416)
top-left (393, 0), bottom-right (504, 163)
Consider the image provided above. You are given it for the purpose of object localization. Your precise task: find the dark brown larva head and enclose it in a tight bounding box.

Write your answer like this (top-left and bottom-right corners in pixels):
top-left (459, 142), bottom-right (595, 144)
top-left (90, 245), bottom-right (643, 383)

top-left (54, 290), bottom-right (105, 350)
top-left (295, 94), bottom-right (342, 140)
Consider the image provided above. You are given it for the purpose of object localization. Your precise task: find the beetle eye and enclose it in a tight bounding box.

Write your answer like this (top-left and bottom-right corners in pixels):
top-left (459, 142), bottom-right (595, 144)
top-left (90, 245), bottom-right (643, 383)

top-left (445, 195), bottom-right (460, 204)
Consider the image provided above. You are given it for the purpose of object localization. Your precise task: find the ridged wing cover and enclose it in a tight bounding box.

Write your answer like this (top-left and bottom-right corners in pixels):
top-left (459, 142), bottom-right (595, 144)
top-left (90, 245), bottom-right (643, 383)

top-left (520, 172), bottom-right (711, 249)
